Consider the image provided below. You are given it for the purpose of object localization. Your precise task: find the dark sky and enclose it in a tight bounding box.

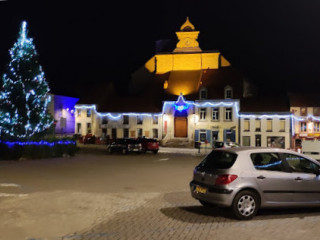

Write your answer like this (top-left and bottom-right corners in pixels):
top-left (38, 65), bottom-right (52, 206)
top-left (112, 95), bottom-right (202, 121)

top-left (1, 1), bottom-right (320, 98)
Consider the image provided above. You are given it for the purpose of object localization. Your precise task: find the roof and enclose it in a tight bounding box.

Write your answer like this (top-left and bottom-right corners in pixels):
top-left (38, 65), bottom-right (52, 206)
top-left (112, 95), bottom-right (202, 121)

top-left (200, 68), bottom-right (243, 99)
top-left (289, 93), bottom-right (320, 107)
top-left (240, 96), bottom-right (289, 113)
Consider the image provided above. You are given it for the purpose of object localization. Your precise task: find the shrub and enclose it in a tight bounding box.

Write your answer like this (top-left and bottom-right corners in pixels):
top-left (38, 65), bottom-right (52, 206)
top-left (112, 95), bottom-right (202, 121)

top-left (0, 138), bottom-right (77, 160)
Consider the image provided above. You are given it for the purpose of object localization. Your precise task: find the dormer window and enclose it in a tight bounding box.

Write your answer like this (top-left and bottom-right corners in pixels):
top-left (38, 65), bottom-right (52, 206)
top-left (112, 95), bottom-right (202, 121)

top-left (199, 87), bottom-right (207, 100)
top-left (224, 86), bottom-right (233, 99)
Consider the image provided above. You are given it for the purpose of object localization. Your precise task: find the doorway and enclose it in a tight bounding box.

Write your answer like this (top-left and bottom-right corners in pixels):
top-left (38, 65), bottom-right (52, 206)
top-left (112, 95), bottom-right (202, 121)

top-left (174, 117), bottom-right (187, 137)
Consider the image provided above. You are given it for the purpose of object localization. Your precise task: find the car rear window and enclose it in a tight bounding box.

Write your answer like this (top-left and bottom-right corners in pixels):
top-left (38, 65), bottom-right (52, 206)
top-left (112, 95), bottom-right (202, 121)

top-left (199, 150), bottom-right (238, 169)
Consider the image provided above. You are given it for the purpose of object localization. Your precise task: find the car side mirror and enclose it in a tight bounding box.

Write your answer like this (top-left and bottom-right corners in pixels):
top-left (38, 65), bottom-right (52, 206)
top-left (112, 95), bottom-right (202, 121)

top-left (314, 168), bottom-right (320, 176)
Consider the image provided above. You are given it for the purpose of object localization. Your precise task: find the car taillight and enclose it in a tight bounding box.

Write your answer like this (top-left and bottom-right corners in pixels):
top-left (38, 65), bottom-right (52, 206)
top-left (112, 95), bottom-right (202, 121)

top-left (215, 174), bottom-right (238, 185)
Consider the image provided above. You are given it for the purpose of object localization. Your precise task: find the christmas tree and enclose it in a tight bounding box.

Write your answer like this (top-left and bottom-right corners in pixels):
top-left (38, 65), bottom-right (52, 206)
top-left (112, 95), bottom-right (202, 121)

top-left (0, 21), bottom-right (53, 140)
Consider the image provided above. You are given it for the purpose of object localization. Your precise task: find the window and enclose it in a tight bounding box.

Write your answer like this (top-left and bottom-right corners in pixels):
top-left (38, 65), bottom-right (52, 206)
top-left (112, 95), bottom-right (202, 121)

top-left (86, 123), bottom-right (91, 134)
top-left (102, 117), bottom-right (108, 125)
top-left (242, 136), bottom-right (251, 146)
top-left (200, 108), bottom-right (206, 120)
top-left (102, 128), bottom-right (107, 136)
top-left (301, 122), bottom-right (307, 132)
top-left (267, 136), bottom-right (285, 148)
top-left (314, 122), bottom-right (320, 132)
top-left (199, 151), bottom-right (238, 170)
top-left (137, 128), bottom-right (143, 137)
top-left (77, 109), bottom-right (81, 117)
top-left (224, 86), bottom-right (233, 99)
top-left (123, 115), bottom-right (129, 125)
top-left (225, 108), bottom-right (232, 121)
top-left (244, 119), bottom-right (250, 131)
top-left (87, 109), bottom-right (91, 118)
top-left (153, 116), bottom-right (158, 124)
top-left (77, 123), bottom-right (81, 134)
top-left (283, 154), bottom-right (319, 174)
top-left (314, 107), bottom-right (320, 116)
top-left (153, 128), bottom-right (158, 138)
top-left (123, 128), bottom-right (129, 138)
top-left (199, 88), bottom-right (207, 99)
top-left (300, 107), bottom-right (307, 116)
top-left (251, 153), bottom-right (282, 171)
top-left (280, 119), bottom-right (285, 132)
top-left (199, 129), bottom-right (207, 142)
top-left (112, 128), bottom-right (117, 139)
top-left (267, 119), bottom-right (272, 132)
top-left (137, 116), bottom-right (143, 125)
top-left (212, 108), bottom-right (219, 121)
top-left (255, 119), bottom-right (261, 132)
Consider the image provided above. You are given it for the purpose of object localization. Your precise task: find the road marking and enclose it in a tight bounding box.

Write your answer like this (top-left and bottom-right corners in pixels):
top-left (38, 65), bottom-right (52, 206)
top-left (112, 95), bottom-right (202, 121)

top-left (0, 183), bottom-right (21, 188)
top-left (0, 193), bottom-right (28, 198)
top-left (156, 158), bottom-right (169, 161)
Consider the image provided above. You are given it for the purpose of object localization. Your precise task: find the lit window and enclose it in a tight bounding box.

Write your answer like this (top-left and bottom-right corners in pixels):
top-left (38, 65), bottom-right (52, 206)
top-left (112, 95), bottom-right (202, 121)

top-left (87, 123), bottom-right (91, 134)
top-left (314, 108), bottom-right (320, 116)
top-left (267, 119), bottom-right (272, 132)
top-left (200, 108), bottom-right (206, 120)
top-left (314, 122), bottom-right (320, 132)
top-left (301, 122), bottom-right (307, 132)
top-left (225, 108), bottom-right (232, 121)
top-left (300, 107), bottom-right (307, 116)
top-left (242, 136), bottom-right (250, 146)
top-left (244, 119), bottom-right (250, 131)
top-left (255, 119), bottom-right (261, 132)
top-left (199, 129), bottom-right (207, 142)
top-left (212, 108), bottom-right (219, 121)
top-left (280, 119), bottom-right (285, 132)
top-left (77, 109), bottom-right (81, 117)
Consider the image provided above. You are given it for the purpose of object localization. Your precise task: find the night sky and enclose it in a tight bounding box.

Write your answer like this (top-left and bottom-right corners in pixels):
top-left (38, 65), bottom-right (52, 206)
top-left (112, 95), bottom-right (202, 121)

top-left (1, 1), bottom-right (320, 98)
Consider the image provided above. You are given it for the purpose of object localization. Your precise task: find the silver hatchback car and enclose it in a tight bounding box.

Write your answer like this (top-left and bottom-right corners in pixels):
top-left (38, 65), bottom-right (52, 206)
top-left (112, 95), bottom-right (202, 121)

top-left (190, 147), bottom-right (320, 220)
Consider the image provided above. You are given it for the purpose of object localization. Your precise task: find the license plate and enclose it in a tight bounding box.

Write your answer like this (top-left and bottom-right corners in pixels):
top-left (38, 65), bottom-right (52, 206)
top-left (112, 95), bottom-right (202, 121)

top-left (195, 186), bottom-right (207, 194)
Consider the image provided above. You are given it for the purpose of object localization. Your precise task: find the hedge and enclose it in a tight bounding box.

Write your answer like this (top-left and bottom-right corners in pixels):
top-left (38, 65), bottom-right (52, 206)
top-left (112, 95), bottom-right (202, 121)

top-left (0, 139), bottom-right (77, 160)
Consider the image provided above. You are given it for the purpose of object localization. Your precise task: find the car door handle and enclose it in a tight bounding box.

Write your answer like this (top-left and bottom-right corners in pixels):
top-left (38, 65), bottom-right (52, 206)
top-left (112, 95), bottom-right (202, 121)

top-left (257, 175), bottom-right (266, 179)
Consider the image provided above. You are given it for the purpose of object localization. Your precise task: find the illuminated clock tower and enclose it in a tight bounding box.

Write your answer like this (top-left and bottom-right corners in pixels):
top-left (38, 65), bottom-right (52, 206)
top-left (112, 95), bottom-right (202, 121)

top-left (173, 17), bottom-right (202, 52)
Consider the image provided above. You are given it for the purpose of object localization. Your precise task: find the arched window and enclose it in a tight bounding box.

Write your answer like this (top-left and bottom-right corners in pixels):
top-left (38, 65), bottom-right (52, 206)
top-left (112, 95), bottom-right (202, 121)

top-left (199, 87), bottom-right (207, 100)
top-left (224, 85), bottom-right (233, 99)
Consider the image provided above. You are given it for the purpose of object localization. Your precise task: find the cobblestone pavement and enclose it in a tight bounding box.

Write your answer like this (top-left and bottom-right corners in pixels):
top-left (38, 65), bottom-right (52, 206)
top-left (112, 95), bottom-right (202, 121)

top-left (60, 190), bottom-right (320, 240)
top-left (1, 146), bottom-right (320, 240)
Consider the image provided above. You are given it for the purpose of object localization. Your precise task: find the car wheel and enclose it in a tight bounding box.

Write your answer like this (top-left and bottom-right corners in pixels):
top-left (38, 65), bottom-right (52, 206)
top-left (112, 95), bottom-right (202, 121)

top-left (232, 190), bottom-right (259, 220)
top-left (199, 200), bottom-right (215, 208)
top-left (153, 150), bottom-right (158, 154)
top-left (122, 148), bottom-right (128, 155)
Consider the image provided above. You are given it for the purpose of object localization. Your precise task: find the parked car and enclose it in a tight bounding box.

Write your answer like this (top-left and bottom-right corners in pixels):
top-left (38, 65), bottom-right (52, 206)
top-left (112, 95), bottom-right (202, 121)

top-left (107, 138), bottom-right (142, 154)
top-left (138, 137), bottom-right (160, 154)
top-left (83, 134), bottom-right (96, 144)
top-left (190, 147), bottom-right (320, 220)
top-left (213, 141), bottom-right (240, 149)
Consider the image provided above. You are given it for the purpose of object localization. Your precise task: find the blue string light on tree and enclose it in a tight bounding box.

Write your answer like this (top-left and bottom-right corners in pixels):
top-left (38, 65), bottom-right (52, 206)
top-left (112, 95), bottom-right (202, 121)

top-left (0, 21), bottom-right (53, 140)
